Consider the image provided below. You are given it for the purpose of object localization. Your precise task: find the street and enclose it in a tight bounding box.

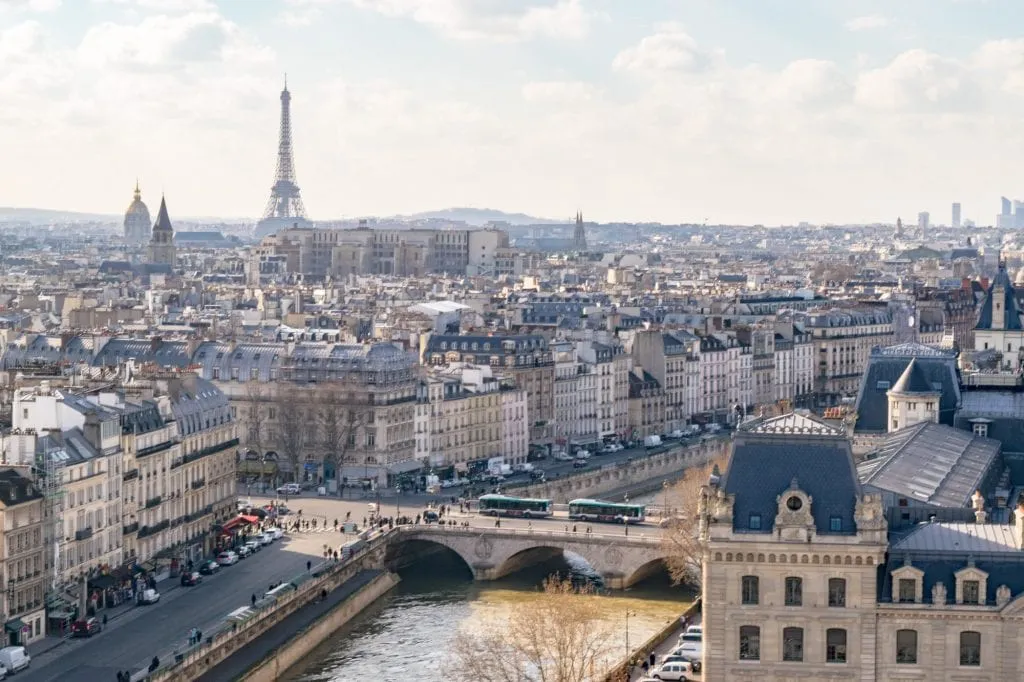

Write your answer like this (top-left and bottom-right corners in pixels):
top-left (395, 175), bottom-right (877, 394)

top-left (22, 532), bottom-right (329, 682)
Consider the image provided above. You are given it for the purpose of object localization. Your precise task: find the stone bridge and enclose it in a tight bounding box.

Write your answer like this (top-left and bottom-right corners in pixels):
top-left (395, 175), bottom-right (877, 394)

top-left (386, 525), bottom-right (670, 589)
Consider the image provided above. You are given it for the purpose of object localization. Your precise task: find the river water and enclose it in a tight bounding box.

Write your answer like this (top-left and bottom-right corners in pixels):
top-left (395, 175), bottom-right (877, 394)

top-left (280, 550), bottom-right (691, 682)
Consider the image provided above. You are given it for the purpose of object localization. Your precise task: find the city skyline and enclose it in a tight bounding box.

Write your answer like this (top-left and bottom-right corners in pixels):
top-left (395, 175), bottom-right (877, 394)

top-left (1, 0), bottom-right (1024, 225)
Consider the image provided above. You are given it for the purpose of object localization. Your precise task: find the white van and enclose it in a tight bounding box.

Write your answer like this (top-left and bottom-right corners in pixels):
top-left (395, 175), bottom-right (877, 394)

top-left (0, 646), bottom-right (30, 673)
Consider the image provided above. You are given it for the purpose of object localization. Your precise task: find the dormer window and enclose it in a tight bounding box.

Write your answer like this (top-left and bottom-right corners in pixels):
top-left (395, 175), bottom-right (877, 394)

top-left (892, 564), bottom-right (925, 604)
top-left (955, 565), bottom-right (988, 605)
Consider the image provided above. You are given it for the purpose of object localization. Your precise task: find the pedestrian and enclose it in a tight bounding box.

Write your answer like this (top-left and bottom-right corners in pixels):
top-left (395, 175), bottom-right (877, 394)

top-left (149, 656), bottom-right (159, 672)
top-left (641, 660), bottom-right (649, 674)
top-left (251, 593), bottom-right (257, 606)
top-left (650, 652), bottom-right (656, 667)
top-left (573, 524), bottom-right (577, 533)
top-left (117, 671), bottom-right (124, 682)
top-left (103, 613), bottom-right (108, 626)
top-left (307, 560), bottom-right (312, 572)
top-left (196, 629), bottom-right (202, 644)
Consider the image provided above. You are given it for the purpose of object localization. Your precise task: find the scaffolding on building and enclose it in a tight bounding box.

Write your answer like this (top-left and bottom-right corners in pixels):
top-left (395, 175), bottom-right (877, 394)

top-left (37, 437), bottom-right (74, 634)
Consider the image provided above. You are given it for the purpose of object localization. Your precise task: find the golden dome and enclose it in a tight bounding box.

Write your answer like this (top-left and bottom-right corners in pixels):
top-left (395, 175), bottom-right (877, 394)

top-left (126, 180), bottom-right (150, 217)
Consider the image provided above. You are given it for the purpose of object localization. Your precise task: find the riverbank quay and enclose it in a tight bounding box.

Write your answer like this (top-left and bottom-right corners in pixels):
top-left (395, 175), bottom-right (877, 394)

top-left (506, 440), bottom-right (727, 504)
top-left (140, 529), bottom-right (392, 682)
top-left (605, 599), bottom-right (702, 682)
top-left (197, 569), bottom-right (399, 682)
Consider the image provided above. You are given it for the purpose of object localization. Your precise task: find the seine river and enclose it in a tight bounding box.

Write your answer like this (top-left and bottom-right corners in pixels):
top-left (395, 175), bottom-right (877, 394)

top-left (280, 550), bottom-right (690, 682)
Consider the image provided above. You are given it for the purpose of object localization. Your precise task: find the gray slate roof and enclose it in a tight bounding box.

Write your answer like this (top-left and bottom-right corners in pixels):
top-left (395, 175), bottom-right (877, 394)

top-left (858, 422), bottom-right (1001, 508)
top-left (890, 357), bottom-right (937, 394)
top-left (721, 429), bottom-right (861, 536)
top-left (853, 345), bottom-right (960, 433)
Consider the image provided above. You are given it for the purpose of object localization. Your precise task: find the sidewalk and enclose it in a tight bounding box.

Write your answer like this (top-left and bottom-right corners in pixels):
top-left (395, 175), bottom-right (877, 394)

top-left (27, 574), bottom-right (183, 658)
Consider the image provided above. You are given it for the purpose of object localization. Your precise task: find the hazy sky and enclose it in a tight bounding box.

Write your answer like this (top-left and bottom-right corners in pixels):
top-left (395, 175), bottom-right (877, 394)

top-left (2, 0), bottom-right (1023, 225)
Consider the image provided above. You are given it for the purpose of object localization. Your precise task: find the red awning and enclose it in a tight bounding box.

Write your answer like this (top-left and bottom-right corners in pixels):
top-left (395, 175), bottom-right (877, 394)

top-left (222, 517), bottom-right (246, 531)
top-left (239, 515), bottom-right (261, 524)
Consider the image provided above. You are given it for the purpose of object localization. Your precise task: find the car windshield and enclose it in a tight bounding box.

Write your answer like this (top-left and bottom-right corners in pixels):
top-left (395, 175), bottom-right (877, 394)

top-left (682, 633), bottom-right (701, 642)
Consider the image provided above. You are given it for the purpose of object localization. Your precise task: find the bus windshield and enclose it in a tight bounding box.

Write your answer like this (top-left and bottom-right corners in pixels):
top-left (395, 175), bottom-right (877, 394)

top-left (478, 494), bottom-right (553, 518)
top-left (567, 498), bottom-right (646, 524)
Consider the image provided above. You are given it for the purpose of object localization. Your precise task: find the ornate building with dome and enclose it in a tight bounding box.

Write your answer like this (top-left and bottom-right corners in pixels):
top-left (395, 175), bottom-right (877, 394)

top-left (123, 182), bottom-right (151, 244)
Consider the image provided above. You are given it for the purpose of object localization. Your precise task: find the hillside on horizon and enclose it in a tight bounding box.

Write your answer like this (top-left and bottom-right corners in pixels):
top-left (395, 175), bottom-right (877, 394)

top-left (402, 207), bottom-right (562, 226)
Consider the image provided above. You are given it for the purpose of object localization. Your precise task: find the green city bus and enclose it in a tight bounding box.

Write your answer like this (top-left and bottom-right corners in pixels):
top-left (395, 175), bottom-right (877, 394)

top-left (567, 498), bottom-right (646, 524)
top-left (478, 494), bottom-right (553, 518)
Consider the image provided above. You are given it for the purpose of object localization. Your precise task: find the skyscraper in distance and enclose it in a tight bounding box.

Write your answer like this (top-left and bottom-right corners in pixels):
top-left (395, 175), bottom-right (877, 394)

top-left (952, 202), bottom-right (961, 229)
top-left (918, 211), bottom-right (929, 236)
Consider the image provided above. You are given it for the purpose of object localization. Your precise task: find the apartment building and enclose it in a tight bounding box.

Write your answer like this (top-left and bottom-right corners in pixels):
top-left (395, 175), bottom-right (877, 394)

top-left (0, 469), bottom-right (45, 646)
top-left (415, 365), bottom-right (528, 474)
top-left (551, 340), bottom-right (581, 449)
top-left (253, 226), bottom-right (509, 278)
top-left (632, 329), bottom-right (701, 432)
top-left (14, 386), bottom-right (124, 590)
top-left (802, 308), bottom-right (894, 403)
top-left (424, 334), bottom-right (554, 448)
top-left (577, 340), bottom-right (629, 441)
top-left (627, 368), bottom-right (666, 438)
top-left (773, 320), bottom-right (814, 407)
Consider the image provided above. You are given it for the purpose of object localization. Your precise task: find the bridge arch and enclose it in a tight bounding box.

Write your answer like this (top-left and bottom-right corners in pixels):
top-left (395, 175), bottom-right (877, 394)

top-left (621, 557), bottom-right (673, 589)
top-left (383, 535), bottom-right (474, 579)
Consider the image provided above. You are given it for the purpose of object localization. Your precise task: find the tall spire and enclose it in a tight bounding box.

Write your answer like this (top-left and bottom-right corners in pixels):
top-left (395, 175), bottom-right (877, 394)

top-left (573, 209), bottom-right (587, 250)
top-left (153, 195), bottom-right (173, 232)
top-left (260, 78), bottom-right (307, 222)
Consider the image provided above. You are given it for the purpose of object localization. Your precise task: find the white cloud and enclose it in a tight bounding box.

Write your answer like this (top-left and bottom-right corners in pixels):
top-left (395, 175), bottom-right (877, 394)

top-left (612, 23), bottom-right (715, 74)
top-left (340, 0), bottom-right (595, 42)
top-left (0, 0), bottom-right (61, 11)
top-left (521, 80), bottom-right (598, 104)
top-left (845, 15), bottom-right (889, 32)
top-left (92, 0), bottom-right (215, 10)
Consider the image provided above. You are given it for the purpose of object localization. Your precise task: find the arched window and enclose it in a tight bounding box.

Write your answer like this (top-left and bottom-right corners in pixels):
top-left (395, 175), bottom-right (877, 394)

top-left (785, 577), bottom-right (803, 606)
top-left (828, 578), bottom-right (847, 607)
top-left (826, 628), bottom-right (847, 663)
top-left (783, 627), bottom-right (804, 662)
top-left (741, 575), bottom-right (759, 605)
top-left (739, 625), bottom-right (760, 660)
top-left (960, 631), bottom-right (981, 666)
top-left (896, 629), bottom-right (917, 664)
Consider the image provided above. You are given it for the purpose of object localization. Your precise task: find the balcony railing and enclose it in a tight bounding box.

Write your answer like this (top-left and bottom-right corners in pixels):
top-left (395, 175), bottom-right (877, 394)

top-left (137, 440), bottom-right (175, 459)
top-left (190, 478), bottom-right (206, 491)
top-left (123, 469), bottom-right (139, 482)
top-left (145, 496), bottom-right (162, 509)
top-left (176, 438), bottom-right (240, 469)
top-left (123, 522), bottom-right (139, 535)
top-left (74, 527), bottom-right (93, 541)
top-left (138, 519), bottom-right (170, 539)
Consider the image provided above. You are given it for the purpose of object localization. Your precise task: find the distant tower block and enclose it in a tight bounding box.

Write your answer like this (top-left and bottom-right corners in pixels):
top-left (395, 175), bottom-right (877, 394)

top-left (573, 211), bottom-right (587, 250)
top-left (256, 77), bottom-right (312, 239)
top-left (952, 202), bottom-right (962, 229)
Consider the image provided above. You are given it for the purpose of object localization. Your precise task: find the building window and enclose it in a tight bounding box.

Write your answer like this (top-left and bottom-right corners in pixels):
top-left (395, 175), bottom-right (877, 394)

top-left (829, 515), bottom-right (842, 532)
top-left (739, 625), bottom-right (760, 661)
top-left (960, 631), bottom-right (981, 666)
top-left (748, 513), bottom-right (761, 530)
top-left (782, 627), bottom-right (804, 662)
top-left (741, 576), bottom-right (759, 605)
top-left (972, 423), bottom-right (989, 438)
top-left (898, 578), bottom-right (917, 603)
top-left (962, 580), bottom-right (981, 605)
top-left (892, 419), bottom-right (899, 430)
top-left (826, 628), bottom-right (847, 663)
top-left (784, 577), bottom-right (803, 606)
top-left (828, 578), bottom-right (847, 607)
top-left (896, 630), bottom-right (918, 664)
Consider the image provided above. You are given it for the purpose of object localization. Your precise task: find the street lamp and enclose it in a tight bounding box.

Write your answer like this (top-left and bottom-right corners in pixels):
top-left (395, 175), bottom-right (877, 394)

top-left (625, 609), bottom-right (636, 661)
top-left (662, 480), bottom-right (670, 517)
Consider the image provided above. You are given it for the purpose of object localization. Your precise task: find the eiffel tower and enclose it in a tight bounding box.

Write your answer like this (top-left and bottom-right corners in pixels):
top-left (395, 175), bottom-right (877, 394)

top-left (256, 77), bottom-right (312, 238)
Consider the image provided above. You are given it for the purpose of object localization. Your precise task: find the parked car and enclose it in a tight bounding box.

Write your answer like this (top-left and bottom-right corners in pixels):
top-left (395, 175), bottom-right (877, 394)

top-left (651, 660), bottom-right (691, 681)
top-left (267, 527), bottom-right (284, 540)
top-left (137, 588), bottom-right (160, 605)
top-left (553, 452), bottom-right (573, 462)
top-left (180, 571), bottom-right (202, 586)
top-left (236, 544), bottom-right (251, 558)
top-left (573, 459), bottom-right (587, 468)
top-left (244, 540), bottom-right (262, 554)
top-left (70, 618), bottom-right (102, 638)
top-left (276, 483), bottom-right (301, 495)
top-left (0, 647), bottom-right (29, 673)
top-left (216, 550), bottom-right (239, 566)
top-left (259, 532), bottom-right (274, 545)
top-left (199, 559), bottom-right (220, 575)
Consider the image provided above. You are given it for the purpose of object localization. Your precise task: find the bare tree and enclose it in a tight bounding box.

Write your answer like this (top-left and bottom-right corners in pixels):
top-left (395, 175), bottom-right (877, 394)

top-left (449, 576), bottom-right (616, 682)
top-left (244, 380), bottom-right (267, 456)
top-left (275, 383), bottom-right (313, 483)
top-left (661, 457), bottom-right (727, 589)
top-left (316, 383), bottom-right (364, 493)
